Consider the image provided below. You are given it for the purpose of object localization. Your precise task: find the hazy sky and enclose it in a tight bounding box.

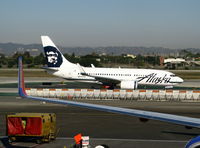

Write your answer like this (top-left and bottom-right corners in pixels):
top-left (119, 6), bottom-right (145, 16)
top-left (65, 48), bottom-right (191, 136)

top-left (0, 0), bottom-right (200, 48)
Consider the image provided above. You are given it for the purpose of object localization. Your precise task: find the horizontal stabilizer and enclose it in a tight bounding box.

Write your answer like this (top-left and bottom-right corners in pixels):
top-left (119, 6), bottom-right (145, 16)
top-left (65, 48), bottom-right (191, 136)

top-left (42, 66), bottom-right (59, 71)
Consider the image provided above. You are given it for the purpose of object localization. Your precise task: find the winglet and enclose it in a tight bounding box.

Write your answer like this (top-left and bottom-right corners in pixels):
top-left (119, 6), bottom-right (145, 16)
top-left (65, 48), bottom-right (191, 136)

top-left (18, 56), bottom-right (27, 97)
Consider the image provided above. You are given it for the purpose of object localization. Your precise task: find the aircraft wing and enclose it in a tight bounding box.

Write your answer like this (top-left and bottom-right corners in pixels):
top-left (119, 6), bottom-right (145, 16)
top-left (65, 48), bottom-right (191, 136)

top-left (76, 63), bottom-right (121, 85)
top-left (81, 72), bottom-right (121, 85)
top-left (18, 56), bottom-right (200, 128)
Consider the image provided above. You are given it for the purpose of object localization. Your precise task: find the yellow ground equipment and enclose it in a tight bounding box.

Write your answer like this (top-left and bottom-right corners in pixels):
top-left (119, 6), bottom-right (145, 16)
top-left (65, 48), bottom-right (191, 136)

top-left (7, 113), bottom-right (56, 143)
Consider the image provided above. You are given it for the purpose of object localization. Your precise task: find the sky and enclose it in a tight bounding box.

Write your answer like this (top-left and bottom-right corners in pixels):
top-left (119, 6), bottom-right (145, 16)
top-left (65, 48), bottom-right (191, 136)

top-left (0, 0), bottom-right (200, 48)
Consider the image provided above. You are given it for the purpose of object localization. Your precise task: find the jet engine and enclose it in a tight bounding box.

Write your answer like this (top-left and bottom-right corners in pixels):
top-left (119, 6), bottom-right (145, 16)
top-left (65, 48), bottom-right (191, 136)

top-left (120, 80), bottom-right (138, 90)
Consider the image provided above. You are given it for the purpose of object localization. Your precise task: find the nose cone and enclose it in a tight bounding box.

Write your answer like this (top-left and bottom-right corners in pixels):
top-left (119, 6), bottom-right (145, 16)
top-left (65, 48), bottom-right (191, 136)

top-left (177, 77), bottom-right (184, 83)
top-left (173, 77), bottom-right (184, 84)
top-left (170, 76), bottom-right (184, 84)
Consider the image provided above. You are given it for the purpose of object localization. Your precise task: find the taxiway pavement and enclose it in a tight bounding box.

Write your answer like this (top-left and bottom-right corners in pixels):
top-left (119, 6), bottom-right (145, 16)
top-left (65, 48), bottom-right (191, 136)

top-left (1, 96), bottom-right (200, 148)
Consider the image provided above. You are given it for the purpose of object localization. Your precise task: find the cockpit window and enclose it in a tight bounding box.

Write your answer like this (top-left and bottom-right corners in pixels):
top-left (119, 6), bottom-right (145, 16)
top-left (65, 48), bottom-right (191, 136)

top-left (170, 74), bottom-right (176, 77)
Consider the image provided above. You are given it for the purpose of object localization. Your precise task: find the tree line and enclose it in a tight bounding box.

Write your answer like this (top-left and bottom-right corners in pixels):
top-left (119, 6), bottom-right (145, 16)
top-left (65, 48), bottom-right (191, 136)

top-left (0, 51), bottom-right (162, 68)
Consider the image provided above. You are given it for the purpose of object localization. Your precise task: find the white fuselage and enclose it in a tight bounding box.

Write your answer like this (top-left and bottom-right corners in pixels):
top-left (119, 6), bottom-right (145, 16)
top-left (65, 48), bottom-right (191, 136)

top-left (48, 64), bottom-right (183, 86)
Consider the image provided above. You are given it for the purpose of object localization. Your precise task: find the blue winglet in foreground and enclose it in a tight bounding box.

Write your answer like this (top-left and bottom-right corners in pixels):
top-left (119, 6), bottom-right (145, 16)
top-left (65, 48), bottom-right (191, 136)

top-left (18, 57), bottom-right (200, 129)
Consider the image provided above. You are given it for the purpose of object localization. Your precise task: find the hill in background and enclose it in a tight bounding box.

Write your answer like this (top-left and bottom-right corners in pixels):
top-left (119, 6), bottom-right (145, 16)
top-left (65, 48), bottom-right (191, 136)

top-left (0, 42), bottom-right (200, 56)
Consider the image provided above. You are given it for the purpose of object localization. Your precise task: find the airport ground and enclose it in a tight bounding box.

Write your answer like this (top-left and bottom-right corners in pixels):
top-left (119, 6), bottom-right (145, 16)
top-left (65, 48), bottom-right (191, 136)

top-left (0, 77), bottom-right (200, 147)
top-left (1, 96), bottom-right (200, 148)
top-left (0, 77), bottom-right (200, 90)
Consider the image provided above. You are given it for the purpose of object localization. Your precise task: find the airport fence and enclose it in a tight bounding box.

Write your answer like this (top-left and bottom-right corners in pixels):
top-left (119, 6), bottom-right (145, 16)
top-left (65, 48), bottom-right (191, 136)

top-left (25, 88), bottom-right (200, 101)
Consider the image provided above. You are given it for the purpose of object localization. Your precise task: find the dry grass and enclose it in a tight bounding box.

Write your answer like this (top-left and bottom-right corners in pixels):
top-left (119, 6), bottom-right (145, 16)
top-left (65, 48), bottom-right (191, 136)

top-left (0, 69), bottom-right (54, 77)
top-left (173, 71), bottom-right (200, 79)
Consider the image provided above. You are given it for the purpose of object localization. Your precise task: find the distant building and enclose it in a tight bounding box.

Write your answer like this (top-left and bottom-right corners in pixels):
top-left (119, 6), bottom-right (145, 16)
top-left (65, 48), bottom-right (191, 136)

top-left (99, 52), bottom-right (107, 56)
top-left (123, 54), bottom-right (136, 59)
top-left (96, 58), bottom-right (101, 62)
top-left (164, 58), bottom-right (185, 64)
top-left (163, 58), bottom-right (186, 69)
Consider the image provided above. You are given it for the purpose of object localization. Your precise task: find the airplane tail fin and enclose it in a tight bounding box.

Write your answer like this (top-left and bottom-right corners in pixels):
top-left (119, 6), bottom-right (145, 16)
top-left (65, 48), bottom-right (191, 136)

top-left (18, 56), bottom-right (27, 97)
top-left (41, 36), bottom-right (73, 68)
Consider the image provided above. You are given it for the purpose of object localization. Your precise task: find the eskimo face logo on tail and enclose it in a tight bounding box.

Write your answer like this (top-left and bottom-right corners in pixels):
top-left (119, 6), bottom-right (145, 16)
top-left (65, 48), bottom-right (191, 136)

top-left (44, 46), bottom-right (63, 67)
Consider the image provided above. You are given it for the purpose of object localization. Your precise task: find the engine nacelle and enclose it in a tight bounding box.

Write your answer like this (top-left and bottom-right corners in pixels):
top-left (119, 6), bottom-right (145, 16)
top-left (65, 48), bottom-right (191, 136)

top-left (120, 80), bottom-right (138, 90)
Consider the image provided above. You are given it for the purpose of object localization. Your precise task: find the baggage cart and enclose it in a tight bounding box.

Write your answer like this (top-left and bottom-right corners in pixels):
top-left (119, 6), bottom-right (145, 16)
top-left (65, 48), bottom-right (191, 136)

top-left (7, 113), bottom-right (56, 143)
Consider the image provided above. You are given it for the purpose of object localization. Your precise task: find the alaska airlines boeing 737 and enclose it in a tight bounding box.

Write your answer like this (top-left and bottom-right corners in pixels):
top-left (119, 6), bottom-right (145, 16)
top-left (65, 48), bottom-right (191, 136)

top-left (41, 36), bottom-right (183, 89)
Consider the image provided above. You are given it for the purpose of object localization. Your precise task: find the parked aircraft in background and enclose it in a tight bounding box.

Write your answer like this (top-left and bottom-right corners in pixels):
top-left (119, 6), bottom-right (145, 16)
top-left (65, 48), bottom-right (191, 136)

top-left (41, 36), bottom-right (183, 89)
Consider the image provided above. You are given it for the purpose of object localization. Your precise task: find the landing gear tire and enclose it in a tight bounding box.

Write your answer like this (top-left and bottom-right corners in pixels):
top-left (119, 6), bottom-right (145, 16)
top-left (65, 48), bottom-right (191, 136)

top-left (36, 139), bottom-right (42, 144)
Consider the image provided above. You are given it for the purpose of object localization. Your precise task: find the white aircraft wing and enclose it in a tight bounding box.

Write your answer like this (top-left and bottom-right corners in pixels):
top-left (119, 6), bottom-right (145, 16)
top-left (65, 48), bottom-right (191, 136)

top-left (81, 72), bottom-right (120, 85)
top-left (18, 56), bottom-right (200, 128)
top-left (78, 65), bottom-right (121, 85)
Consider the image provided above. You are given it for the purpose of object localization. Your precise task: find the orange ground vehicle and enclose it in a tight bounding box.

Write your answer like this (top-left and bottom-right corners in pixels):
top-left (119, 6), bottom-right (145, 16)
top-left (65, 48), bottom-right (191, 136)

top-left (7, 113), bottom-right (56, 143)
